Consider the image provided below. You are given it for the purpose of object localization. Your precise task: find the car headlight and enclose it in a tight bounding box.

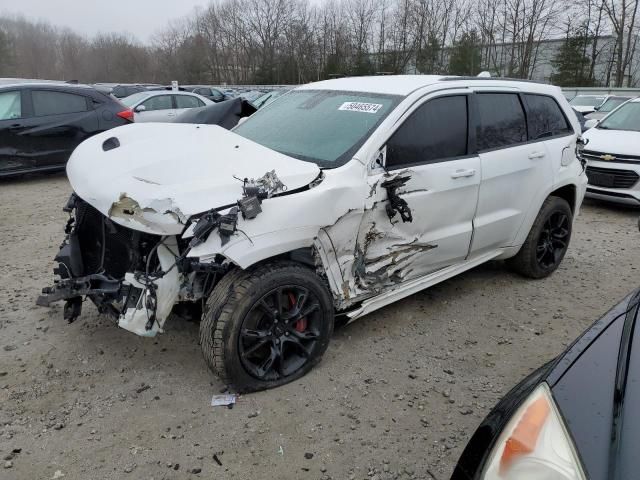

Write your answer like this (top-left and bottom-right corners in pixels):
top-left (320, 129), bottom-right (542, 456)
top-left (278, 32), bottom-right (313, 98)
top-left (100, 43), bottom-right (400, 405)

top-left (482, 383), bottom-right (586, 480)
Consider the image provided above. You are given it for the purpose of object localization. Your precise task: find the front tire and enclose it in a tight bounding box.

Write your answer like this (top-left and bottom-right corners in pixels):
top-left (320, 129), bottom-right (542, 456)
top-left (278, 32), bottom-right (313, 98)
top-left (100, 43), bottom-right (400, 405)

top-left (508, 196), bottom-right (572, 279)
top-left (200, 261), bottom-right (334, 393)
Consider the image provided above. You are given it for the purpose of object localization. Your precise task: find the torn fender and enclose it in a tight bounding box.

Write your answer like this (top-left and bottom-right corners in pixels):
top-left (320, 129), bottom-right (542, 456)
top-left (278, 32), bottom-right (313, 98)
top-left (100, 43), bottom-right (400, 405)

top-left (66, 123), bottom-right (321, 235)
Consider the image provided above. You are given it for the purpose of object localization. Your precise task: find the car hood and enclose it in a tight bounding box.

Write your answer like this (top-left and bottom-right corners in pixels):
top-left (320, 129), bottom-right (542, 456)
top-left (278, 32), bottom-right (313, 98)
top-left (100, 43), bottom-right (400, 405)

top-left (583, 127), bottom-right (640, 156)
top-left (548, 289), bottom-right (640, 480)
top-left (66, 123), bottom-right (321, 235)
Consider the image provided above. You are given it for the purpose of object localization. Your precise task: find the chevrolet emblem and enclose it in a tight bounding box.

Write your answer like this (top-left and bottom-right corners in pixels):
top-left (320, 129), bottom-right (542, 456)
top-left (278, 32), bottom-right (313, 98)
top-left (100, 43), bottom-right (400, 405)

top-left (599, 154), bottom-right (616, 161)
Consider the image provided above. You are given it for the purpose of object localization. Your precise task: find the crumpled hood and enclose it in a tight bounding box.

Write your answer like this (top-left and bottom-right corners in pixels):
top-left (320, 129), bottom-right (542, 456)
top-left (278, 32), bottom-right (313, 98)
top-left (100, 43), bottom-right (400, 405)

top-left (583, 127), bottom-right (640, 157)
top-left (67, 123), bottom-right (321, 235)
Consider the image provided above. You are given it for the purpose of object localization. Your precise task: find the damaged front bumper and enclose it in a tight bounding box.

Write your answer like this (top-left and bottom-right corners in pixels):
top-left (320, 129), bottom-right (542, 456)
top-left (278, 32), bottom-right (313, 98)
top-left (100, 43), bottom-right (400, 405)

top-left (38, 196), bottom-right (183, 337)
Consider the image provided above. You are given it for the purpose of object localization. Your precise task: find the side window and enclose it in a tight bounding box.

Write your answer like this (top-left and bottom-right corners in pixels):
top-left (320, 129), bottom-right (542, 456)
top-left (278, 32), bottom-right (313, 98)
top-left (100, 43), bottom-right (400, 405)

top-left (141, 95), bottom-right (172, 111)
top-left (196, 88), bottom-right (209, 96)
top-left (32, 90), bottom-right (88, 116)
top-left (386, 95), bottom-right (468, 168)
top-left (523, 94), bottom-right (572, 140)
top-left (0, 91), bottom-right (22, 120)
top-left (476, 93), bottom-right (526, 151)
top-left (175, 95), bottom-right (204, 109)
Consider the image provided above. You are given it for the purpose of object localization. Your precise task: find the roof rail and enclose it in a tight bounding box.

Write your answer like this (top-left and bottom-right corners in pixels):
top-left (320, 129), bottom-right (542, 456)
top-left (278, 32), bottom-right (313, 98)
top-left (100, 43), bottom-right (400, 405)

top-left (441, 76), bottom-right (547, 85)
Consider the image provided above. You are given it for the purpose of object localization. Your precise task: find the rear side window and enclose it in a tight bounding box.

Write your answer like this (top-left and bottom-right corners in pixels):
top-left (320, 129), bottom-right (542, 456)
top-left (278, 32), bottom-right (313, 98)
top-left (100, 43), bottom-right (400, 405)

top-left (476, 93), bottom-right (526, 150)
top-left (175, 95), bottom-right (204, 109)
top-left (0, 91), bottom-right (22, 120)
top-left (386, 95), bottom-right (468, 168)
top-left (32, 90), bottom-right (88, 116)
top-left (524, 94), bottom-right (572, 140)
top-left (141, 95), bottom-right (172, 111)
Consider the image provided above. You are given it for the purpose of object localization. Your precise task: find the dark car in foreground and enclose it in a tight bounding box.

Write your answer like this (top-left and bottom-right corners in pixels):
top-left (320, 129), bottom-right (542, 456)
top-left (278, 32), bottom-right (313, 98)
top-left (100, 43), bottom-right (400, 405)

top-left (452, 288), bottom-right (640, 480)
top-left (0, 82), bottom-right (133, 177)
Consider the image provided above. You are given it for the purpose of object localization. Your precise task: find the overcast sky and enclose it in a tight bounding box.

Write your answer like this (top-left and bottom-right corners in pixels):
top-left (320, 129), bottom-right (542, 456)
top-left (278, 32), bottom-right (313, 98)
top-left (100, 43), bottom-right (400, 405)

top-left (1, 0), bottom-right (213, 42)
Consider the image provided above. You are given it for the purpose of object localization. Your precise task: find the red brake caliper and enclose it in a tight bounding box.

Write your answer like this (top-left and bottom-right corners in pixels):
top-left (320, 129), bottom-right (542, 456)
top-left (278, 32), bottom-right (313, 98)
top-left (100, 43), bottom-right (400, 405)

top-left (288, 292), bottom-right (307, 332)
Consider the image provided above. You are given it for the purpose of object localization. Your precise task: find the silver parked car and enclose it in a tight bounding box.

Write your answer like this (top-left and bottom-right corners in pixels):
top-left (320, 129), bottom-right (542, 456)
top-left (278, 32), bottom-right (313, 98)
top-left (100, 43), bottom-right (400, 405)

top-left (121, 90), bottom-right (212, 122)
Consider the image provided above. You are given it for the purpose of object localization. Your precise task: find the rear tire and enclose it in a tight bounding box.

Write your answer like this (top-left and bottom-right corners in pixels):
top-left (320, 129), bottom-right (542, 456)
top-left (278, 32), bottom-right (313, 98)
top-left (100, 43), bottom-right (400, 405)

top-left (200, 261), bottom-right (334, 393)
top-left (508, 196), bottom-right (572, 279)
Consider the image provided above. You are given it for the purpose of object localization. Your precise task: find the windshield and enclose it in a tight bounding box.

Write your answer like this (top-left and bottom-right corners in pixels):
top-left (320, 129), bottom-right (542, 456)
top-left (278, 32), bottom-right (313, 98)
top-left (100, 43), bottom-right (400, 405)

top-left (598, 102), bottom-right (640, 132)
top-left (234, 90), bottom-right (401, 167)
top-left (120, 92), bottom-right (149, 107)
top-left (570, 96), bottom-right (605, 107)
top-left (599, 97), bottom-right (631, 112)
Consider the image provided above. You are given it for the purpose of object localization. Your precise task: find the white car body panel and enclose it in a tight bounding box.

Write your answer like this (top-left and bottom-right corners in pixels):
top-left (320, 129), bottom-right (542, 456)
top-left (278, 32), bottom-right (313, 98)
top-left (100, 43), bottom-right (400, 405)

top-left (62, 75), bottom-right (587, 335)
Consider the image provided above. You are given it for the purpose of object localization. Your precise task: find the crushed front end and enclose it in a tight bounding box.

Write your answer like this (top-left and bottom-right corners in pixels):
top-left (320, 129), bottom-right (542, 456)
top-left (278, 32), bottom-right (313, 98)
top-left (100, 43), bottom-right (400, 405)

top-left (37, 194), bottom-right (187, 336)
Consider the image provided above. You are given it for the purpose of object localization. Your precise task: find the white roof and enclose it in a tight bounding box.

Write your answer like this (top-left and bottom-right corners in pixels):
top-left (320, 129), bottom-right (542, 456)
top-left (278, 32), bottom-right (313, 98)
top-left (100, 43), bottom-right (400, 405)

top-left (295, 74), bottom-right (559, 97)
top-left (296, 75), bottom-right (444, 95)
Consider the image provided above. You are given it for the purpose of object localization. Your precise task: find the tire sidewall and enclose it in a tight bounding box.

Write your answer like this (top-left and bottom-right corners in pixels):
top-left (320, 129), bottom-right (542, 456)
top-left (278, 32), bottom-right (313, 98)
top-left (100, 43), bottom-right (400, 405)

top-left (220, 265), bottom-right (334, 392)
top-left (528, 198), bottom-right (573, 277)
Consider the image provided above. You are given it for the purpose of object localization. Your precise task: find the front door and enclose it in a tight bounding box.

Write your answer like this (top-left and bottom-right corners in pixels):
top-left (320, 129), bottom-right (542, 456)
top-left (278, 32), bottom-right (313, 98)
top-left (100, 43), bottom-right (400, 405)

top-left (135, 95), bottom-right (174, 122)
top-left (353, 93), bottom-right (480, 293)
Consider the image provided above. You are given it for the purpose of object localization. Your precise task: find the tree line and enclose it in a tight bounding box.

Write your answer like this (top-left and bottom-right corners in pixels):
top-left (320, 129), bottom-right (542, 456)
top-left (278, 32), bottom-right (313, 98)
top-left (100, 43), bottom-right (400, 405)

top-left (0, 0), bottom-right (638, 87)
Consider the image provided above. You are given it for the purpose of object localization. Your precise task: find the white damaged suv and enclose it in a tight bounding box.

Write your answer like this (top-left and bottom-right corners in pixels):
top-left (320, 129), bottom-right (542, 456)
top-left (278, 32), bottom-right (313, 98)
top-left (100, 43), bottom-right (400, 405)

top-left (39, 76), bottom-right (587, 391)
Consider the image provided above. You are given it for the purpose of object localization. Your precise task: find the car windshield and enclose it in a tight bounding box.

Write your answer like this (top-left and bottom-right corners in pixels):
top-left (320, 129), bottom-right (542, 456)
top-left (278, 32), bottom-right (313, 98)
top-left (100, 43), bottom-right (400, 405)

top-left (569, 96), bottom-right (605, 107)
top-left (120, 92), bottom-right (149, 107)
top-left (234, 89), bottom-right (401, 167)
top-left (599, 97), bottom-right (631, 112)
top-left (598, 101), bottom-right (640, 132)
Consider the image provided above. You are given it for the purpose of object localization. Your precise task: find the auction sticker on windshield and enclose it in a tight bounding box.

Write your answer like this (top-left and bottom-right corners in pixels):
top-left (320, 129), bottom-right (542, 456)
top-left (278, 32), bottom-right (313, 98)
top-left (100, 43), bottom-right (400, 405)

top-left (339, 102), bottom-right (383, 114)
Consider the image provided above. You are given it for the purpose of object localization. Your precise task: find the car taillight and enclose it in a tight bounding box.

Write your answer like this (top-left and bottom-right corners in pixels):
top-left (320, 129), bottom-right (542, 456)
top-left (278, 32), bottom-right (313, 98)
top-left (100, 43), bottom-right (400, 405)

top-left (116, 109), bottom-right (134, 122)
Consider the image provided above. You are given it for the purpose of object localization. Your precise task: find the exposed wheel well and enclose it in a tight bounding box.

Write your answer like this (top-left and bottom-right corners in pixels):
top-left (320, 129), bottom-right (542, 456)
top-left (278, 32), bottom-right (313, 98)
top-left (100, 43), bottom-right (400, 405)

top-left (550, 184), bottom-right (576, 213)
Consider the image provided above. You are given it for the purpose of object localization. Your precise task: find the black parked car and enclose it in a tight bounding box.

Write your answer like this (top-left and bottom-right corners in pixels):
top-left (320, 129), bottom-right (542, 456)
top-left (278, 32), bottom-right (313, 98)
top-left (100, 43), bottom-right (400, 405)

top-left (110, 84), bottom-right (148, 99)
top-left (172, 97), bottom-right (256, 128)
top-left (183, 85), bottom-right (228, 103)
top-left (0, 83), bottom-right (133, 177)
top-left (452, 288), bottom-right (640, 480)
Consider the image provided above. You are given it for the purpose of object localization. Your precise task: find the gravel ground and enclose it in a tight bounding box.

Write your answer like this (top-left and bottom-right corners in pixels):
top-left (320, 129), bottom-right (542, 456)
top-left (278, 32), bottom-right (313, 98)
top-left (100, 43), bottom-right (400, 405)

top-left (1, 173), bottom-right (639, 480)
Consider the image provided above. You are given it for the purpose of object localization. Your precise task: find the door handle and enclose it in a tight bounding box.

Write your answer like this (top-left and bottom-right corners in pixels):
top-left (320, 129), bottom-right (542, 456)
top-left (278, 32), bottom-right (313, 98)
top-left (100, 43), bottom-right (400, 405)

top-left (167, 112), bottom-right (176, 117)
top-left (8, 124), bottom-right (24, 132)
top-left (528, 151), bottom-right (546, 160)
top-left (451, 168), bottom-right (476, 179)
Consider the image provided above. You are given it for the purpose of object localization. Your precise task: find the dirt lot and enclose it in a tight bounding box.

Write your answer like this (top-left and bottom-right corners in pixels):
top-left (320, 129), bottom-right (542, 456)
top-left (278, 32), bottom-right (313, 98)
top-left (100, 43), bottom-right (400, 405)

top-left (1, 173), bottom-right (638, 480)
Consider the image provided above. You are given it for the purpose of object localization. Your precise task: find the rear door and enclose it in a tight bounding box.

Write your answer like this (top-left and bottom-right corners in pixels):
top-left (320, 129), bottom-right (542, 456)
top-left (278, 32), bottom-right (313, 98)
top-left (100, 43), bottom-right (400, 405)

top-left (470, 91), bottom-right (554, 254)
top-left (173, 94), bottom-right (206, 117)
top-left (20, 89), bottom-right (99, 170)
top-left (0, 89), bottom-right (30, 174)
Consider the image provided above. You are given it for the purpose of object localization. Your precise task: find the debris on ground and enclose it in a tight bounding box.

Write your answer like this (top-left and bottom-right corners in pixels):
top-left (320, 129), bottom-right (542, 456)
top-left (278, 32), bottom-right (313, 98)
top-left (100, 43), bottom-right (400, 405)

top-left (210, 393), bottom-right (237, 407)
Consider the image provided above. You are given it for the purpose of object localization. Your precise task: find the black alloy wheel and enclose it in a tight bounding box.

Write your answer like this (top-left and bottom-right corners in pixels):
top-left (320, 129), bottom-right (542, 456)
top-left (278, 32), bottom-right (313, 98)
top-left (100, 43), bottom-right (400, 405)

top-left (200, 261), bottom-right (334, 392)
top-left (536, 211), bottom-right (570, 269)
top-left (239, 286), bottom-right (322, 380)
top-left (508, 196), bottom-right (573, 279)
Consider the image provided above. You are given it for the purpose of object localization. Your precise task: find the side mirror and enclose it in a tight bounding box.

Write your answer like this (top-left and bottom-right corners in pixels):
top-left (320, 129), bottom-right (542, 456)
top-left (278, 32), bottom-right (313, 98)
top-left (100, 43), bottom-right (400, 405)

top-left (584, 119), bottom-right (599, 130)
top-left (134, 105), bottom-right (146, 113)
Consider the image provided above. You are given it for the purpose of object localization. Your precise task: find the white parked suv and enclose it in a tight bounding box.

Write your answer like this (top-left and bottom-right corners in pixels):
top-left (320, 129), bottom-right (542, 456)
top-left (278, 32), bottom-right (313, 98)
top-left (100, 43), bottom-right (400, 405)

top-left (39, 75), bottom-right (587, 391)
